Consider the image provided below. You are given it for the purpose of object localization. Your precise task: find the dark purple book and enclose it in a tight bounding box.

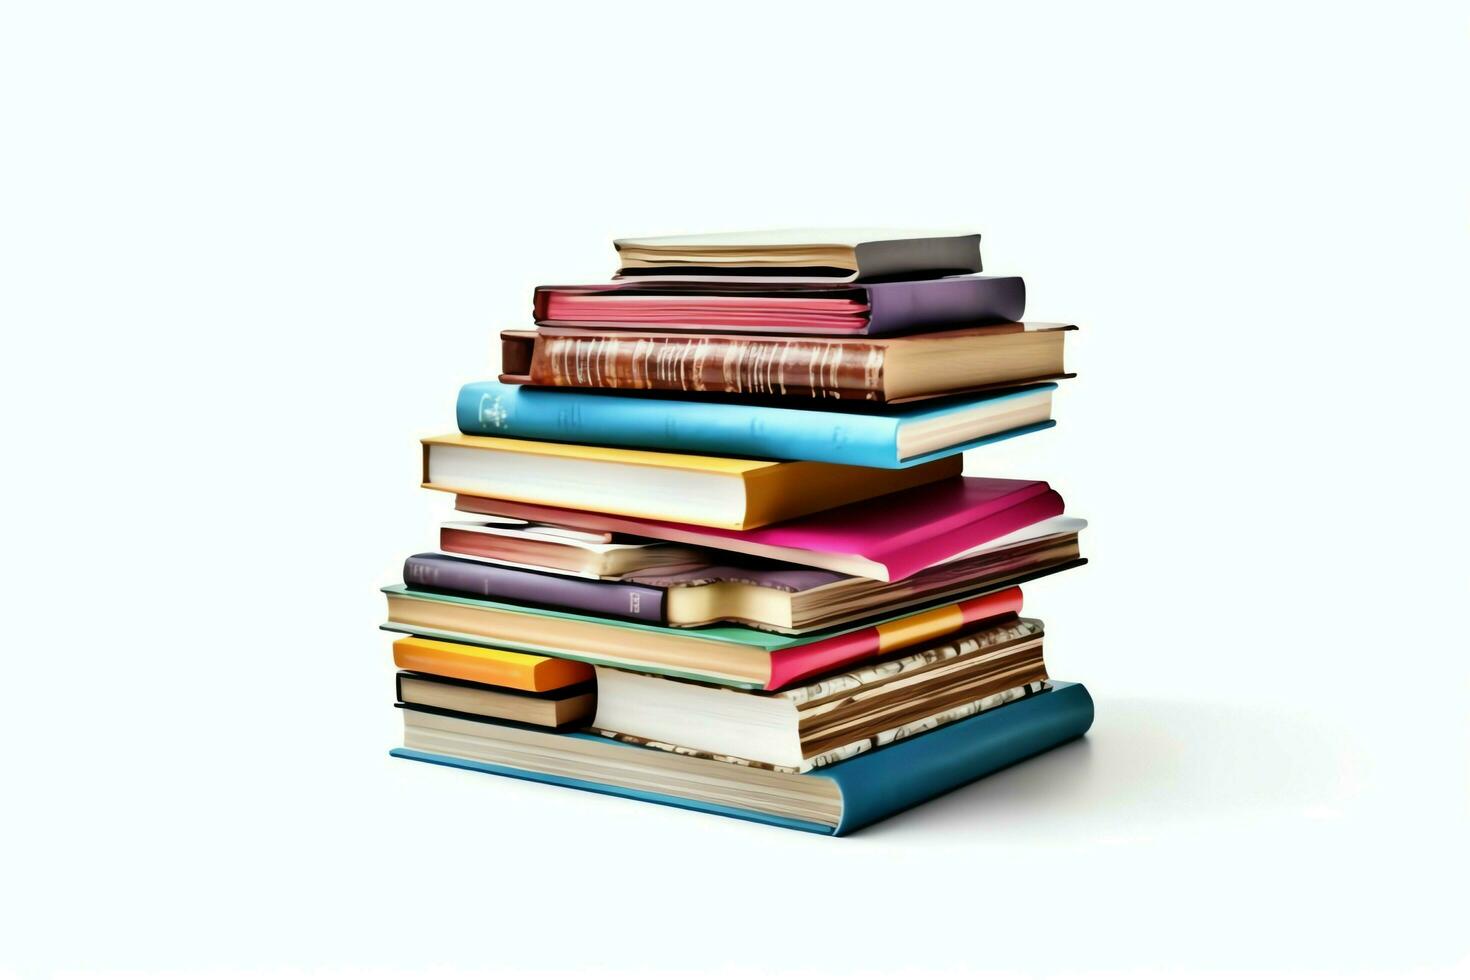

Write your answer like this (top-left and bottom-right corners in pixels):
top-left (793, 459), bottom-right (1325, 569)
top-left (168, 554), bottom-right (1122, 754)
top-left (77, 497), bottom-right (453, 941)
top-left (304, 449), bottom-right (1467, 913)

top-left (402, 554), bottom-right (666, 624)
top-left (532, 275), bottom-right (1025, 336)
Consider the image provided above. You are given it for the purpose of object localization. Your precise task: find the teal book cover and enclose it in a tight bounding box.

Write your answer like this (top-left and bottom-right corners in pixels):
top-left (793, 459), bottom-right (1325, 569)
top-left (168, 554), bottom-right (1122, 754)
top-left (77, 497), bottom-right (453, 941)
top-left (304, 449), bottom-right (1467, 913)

top-left (391, 681), bottom-right (1095, 836)
top-left (456, 379), bottom-right (1056, 468)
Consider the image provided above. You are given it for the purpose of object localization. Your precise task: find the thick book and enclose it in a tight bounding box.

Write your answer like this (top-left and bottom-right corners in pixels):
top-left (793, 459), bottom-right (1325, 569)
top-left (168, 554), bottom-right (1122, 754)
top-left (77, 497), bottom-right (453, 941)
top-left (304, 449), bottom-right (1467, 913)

top-left (454, 476), bottom-right (1067, 582)
top-left (612, 228), bottom-right (983, 282)
top-left (499, 323), bottom-right (1074, 404)
top-left (396, 672), bottom-right (595, 729)
top-left (391, 680), bottom-right (1095, 836)
top-left (532, 276), bottom-right (1025, 335)
top-left (445, 515), bottom-right (1082, 581)
top-left (405, 521), bottom-right (1084, 632)
top-left (594, 616), bottom-right (1050, 771)
top-left (420, 433), bottom-right (958, 531)
top-left (391, 635), bottom-right (592, 692)
top-left (381, 584), bottom-right (1026, 689)
top-left (457, 379), bottom-right (1055, 468)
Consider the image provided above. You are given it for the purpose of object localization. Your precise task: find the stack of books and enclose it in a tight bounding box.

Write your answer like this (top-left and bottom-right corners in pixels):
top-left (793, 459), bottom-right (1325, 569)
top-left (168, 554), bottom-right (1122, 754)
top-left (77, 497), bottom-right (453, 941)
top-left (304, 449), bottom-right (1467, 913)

top-left (385, 229), bottom-right (1093, 835)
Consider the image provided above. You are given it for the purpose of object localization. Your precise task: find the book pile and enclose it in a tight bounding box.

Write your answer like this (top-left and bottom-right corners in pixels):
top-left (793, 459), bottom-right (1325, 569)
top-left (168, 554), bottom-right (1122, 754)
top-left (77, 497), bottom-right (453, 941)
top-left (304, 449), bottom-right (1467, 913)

top-left (385, 229), bottom-right (1093, 835)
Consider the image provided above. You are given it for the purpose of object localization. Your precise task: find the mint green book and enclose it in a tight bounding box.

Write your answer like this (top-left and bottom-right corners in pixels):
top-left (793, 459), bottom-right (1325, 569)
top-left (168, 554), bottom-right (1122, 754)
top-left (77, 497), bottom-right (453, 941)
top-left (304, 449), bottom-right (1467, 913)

top-left (381, 580), bottom-right (1027, 690)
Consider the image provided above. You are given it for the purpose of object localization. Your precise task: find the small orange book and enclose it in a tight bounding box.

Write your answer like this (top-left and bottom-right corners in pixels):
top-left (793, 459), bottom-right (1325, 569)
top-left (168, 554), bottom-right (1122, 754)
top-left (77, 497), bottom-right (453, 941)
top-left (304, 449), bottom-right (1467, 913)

top-left (392, 636), bottom-right (592, 692)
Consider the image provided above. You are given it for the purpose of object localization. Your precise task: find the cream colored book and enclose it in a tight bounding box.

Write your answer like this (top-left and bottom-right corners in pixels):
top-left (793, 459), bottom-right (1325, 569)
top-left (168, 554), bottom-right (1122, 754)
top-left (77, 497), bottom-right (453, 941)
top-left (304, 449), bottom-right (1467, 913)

top-left (420, 433), bottom-right (959, 530)
top-left (593, 617), bottom-right (1050, 772)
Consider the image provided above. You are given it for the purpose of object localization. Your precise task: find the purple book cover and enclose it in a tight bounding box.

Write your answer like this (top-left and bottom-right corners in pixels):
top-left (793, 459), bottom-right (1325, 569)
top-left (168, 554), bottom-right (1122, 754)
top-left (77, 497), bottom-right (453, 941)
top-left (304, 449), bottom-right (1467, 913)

top-left (861, 276), bottom-right (1025, 335)
top-left (402, 553), bottom-right (666, 624)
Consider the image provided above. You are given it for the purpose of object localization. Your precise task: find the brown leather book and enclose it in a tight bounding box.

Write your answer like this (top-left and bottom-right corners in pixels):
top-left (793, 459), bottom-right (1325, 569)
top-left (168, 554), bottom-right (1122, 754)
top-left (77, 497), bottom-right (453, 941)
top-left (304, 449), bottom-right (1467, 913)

top-left (500, 323), bottom-right (1074, 404)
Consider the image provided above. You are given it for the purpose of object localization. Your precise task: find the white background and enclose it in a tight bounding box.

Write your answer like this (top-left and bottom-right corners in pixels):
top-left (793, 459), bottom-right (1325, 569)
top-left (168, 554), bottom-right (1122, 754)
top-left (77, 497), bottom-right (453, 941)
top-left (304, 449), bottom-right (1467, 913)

top-left (2, 2), bottom-right (1467, 977)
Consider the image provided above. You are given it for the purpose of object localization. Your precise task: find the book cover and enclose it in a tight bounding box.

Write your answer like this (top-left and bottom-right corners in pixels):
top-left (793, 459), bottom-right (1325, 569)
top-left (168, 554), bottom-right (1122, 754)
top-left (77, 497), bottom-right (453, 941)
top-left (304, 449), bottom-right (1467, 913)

top-left (391, 681), bottom-right (1095, 835)
top-left (391, 635), bottom-right (593, 692)
top-left (593, 615), bottom-right (1050, 771)
top-left (611, 228), bottom-right (983, 283)
top-left (600, 681), bottom-right (1049, 773)
top-left (404, 552), bottom-right (667, 624)
top-left (411, 543), bottom-right (1083, 634)
top-left (456, 379), bottom-right (1056, 469)
top-left (532, 275), bottom-right (1025, 336)
top-left (454, 476), bottom-right (1066, 582)
top-left (382, 584), bottom-right (1026, 689)
top-left (395, 674), bottom-right (596, 731)
top-left (499, 323), bottom-right (1074, 403)
top-left (421, 432), bottom-right (961, 530)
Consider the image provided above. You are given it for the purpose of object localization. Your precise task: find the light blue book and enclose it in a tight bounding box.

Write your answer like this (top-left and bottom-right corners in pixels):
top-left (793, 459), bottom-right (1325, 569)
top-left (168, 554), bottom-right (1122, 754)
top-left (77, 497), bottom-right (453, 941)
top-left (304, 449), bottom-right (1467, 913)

top-left (456, 379), bottom-right (1056, 468)
top-left (392, 681), bottom-right (1094, 836)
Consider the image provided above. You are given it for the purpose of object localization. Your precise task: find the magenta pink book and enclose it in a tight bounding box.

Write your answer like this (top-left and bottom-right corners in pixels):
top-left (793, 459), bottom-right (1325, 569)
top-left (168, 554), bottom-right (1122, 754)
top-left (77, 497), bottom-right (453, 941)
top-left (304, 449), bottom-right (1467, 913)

top-left (541, 289), bottom-right (866, 330)
top-left (454, 477), bottom-right (1064, 583)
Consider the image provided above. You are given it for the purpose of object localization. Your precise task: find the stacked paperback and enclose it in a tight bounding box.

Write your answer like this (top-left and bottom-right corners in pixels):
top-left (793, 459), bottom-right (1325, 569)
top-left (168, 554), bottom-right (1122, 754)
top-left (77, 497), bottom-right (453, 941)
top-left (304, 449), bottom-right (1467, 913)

top-left (385, 229), bottom-right (1093, 835)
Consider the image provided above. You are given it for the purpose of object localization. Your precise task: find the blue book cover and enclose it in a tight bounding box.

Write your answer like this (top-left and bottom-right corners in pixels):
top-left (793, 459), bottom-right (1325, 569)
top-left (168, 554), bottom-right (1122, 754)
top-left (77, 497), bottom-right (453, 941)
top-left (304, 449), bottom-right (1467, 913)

top-left (456, 379), bottom-right (1056, 468)
top-left (391, 681), bottom-right (1094, 835)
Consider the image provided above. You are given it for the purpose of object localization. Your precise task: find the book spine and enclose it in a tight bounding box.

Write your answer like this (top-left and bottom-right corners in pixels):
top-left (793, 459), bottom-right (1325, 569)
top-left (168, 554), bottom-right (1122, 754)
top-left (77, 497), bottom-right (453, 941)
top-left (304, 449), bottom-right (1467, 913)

top-left (766, 587), bottom-right (1025, 689)
top-left (827, 681), bottom-right (1094, 835)
top-left (388, 681), bottom-right (1093, 836)
top-left (403, 554), bottom-right (666, 624)
top-left (393, 643), bottom-right (540, 691)
top-left (527, 333), bottom-right (888, 401)
top-left (456, 381), bottom-right (904, 467)
top-left (864, 276), bottom-right (1026, 335)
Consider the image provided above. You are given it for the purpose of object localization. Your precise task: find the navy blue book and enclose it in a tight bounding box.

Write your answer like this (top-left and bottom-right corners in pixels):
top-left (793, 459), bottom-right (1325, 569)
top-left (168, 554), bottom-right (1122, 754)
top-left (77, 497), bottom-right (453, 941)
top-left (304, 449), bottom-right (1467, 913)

top-left (391, 681), bottom-right (1094, 836)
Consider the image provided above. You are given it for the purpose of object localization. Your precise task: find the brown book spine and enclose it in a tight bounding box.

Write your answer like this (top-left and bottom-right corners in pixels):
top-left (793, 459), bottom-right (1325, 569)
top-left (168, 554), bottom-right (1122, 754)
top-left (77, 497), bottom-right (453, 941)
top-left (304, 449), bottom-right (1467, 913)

top-left (525, 332), bottom-right (887, 401)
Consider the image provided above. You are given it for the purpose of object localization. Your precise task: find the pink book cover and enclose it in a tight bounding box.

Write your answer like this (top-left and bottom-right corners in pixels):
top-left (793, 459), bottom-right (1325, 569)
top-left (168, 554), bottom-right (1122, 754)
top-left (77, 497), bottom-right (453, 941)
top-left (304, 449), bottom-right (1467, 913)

top-left (454, 476), bottom-right (1064, 583)
top-left (537, 287), bottom-right (868, 332)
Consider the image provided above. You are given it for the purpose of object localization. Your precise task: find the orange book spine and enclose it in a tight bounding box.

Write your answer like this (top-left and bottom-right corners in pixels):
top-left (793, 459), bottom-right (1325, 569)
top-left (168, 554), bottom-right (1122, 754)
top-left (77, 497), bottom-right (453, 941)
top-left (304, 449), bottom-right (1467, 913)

top-left (392, 636), bottom-right (592, 692)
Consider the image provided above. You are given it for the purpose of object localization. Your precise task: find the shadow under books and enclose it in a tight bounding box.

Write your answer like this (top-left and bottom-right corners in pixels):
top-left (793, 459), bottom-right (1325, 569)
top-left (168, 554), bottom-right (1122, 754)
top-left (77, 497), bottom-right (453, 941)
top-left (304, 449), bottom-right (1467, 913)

top-left (856, 697), bottom-right (1349, 839)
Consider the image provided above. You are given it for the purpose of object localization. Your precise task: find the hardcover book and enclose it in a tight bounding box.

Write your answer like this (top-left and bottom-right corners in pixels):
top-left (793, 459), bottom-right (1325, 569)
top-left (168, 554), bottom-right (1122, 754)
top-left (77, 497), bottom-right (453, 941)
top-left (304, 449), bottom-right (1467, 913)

top-left (404, 552), bottom-right (670, 625)
top-left (593, 616), bottom-right (1050, 771)
top-left (381, 584), bottom-right (1026, 689)
top-left (420, 433), bottom-right (960, 530)
top-left (391, 681), bottom-right (1095, 835)
top-left (499, 323), bottom-right (1074, 404)
top-left (391, 635), bottom-right (592, 691)
top-left (404, 521), bottom-right (1084, 632)
top-left (453, 476), bottom-right (1068, 582)
top-left (457, 379), bottom-right (1056, 468)
top-left (611, 228), bottom-right (983, 282)
top-left (533, 275), bottom-right (1024, 335)
top-left (438, 519), bottom-right (714, 577)
top-left (396, 672), bottom-right (595, 729)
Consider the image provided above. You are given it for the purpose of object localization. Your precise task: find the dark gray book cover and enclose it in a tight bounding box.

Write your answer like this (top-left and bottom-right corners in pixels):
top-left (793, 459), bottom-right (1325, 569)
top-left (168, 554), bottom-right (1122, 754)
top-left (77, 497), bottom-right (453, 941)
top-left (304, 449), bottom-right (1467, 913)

top-left (612, 231), bottom-right (984, 283)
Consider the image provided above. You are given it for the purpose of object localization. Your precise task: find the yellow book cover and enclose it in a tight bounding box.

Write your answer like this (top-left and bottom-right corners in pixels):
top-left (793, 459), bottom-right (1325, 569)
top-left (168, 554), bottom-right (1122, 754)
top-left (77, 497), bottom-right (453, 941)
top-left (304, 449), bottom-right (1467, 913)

top-left (392, 636), bottom-right (592, 692)
top-left (419, 433), bottom-right (959, 529)
top-left (422, 433), bottom-right (785, 473)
